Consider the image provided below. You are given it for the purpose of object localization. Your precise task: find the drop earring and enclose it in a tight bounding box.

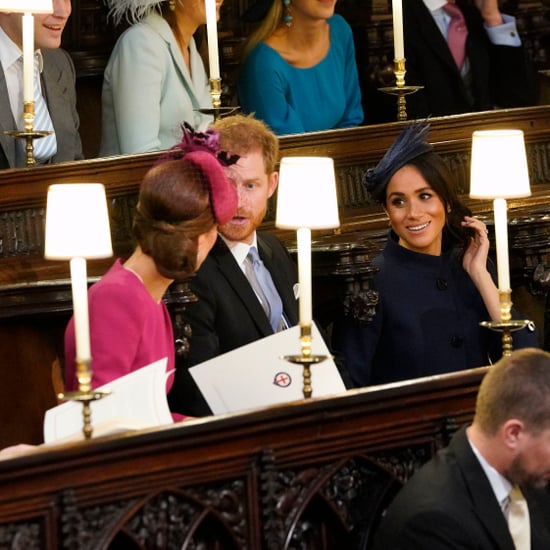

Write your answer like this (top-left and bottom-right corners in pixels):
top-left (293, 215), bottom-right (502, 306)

top-left (169, 0), bottom-right (176, 11)
top-left (283, 0), bottom-right (293, 27)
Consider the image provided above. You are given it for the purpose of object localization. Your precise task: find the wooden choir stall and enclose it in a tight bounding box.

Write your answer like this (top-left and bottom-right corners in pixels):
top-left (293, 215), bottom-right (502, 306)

top-left (1, 107), bottom-right (550, 548)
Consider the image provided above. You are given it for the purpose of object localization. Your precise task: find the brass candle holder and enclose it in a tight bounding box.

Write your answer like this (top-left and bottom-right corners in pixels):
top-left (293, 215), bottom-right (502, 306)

top-left (282, 324), bottom-right (330, 398)
top-left (199, 78), bottom-right (239, 121)
top-left (480, 290), bottom-right (531, 357)
top-left (59, 359), bottom-right (110, 440)
top-left (379, 59), bottom-right (423, 122)
top-left (4, 101), bottom-right (52, 167)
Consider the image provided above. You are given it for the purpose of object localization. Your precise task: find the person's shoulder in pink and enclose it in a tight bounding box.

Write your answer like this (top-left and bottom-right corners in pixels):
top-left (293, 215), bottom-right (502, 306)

top-left (63, 124), bottom-right (238, 420)
top-left (64, 259), bottom-right (174, 391)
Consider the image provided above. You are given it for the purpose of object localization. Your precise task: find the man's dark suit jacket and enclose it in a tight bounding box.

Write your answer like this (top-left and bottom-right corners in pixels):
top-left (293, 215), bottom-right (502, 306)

top-left (372, 427), bottom-right (550, 549)
top-left (404, 0), bottom-right (536, 118)
top-left (363, 0), bottom-right (536, 122)
top-left (0, 48), bottom-right (83, 168)
top-left (167, 232), bottom-right (299, 417)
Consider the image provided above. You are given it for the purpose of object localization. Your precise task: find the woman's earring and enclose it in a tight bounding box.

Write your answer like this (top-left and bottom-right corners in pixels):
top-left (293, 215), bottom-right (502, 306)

top-left (169, 0), bottom-right (176, 11)
top-left (283, 0), bottom-right (293, 27)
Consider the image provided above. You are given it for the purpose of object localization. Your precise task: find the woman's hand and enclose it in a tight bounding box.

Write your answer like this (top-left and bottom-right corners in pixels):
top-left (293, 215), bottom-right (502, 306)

top-left (461, 216), bottom-right (501, 321)
top-left (462, 216), bottom-right (490, 277)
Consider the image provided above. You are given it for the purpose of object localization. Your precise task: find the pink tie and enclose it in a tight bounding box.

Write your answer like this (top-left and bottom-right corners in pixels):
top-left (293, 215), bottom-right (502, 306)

top-left (443, 2), bottom-right (468, 69)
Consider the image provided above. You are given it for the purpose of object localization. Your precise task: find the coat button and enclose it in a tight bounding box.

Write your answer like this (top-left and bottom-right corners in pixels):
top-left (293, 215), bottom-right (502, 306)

top-left (450, 335), bottom-right (463, 348)
top-left (436, 278), bottom-right (448, 290)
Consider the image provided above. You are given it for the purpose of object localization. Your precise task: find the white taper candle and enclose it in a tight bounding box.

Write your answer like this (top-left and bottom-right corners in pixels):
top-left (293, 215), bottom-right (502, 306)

top-left (22, 12), bottom-right (34, 103)
top-left (297, 227), bottom-right (312, 326)
top-left (493, 197), bottom-right (511, 291)
top-left (392, 0), bottom-right (405, 60)
top-left (70, 257), bottom-right (91, 362)
top-left (205, 0), bottom-right (221, 80)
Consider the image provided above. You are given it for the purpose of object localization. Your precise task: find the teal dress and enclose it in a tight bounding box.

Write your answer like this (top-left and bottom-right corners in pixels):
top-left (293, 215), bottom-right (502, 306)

top-left (237, 15), bottom-right (363, 135)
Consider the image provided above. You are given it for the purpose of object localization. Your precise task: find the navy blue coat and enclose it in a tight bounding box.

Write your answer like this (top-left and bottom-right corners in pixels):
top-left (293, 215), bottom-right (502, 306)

top-left (332, 232), bottom-right (538, 387)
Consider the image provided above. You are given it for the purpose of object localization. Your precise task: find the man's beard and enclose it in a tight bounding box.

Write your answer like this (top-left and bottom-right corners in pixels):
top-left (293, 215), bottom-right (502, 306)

top-left (505, 456), bottom-right (550, 491)
top-left (219, 206), bottom-right (267, 243)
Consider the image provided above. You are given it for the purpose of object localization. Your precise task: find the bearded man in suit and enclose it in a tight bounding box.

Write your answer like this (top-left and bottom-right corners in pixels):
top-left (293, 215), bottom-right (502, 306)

top-left (0, 0), bottom-right (82, 168)
top-left (168, 114), bottom-right (299, 417)
top-left (372, 347), bottom-right (550, 549)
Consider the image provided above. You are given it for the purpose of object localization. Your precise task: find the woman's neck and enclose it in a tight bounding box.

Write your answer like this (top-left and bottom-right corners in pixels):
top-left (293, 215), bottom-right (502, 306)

top-left (171, 10), bottom-right (199, 68)
top-left (269, 17), bottom-right (330, 67)
top-left (123, 248), bottom-right (173, 303)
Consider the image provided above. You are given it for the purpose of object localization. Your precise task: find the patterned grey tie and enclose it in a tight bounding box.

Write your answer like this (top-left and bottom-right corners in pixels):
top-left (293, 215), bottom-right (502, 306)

top-left (244, 246), bottom-right (284, 332)
top-left (28, 53), bottom-right (57, 163)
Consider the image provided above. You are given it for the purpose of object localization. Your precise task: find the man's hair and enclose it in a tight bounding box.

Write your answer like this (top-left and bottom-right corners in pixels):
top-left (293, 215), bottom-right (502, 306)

top-left (212, 114), bottom-right (279, 174)
top-left (474, 348), bottom-right (550, 435)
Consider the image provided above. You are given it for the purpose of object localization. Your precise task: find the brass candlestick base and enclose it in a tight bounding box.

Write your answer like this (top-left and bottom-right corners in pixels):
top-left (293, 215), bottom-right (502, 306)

top-left (379, 59), bottom-right (423, 122)
top-left (4, 101), bottom-right (52, 167)
top-left (57, 359), bottom-right (110, 440)
top-left (480, 289), bottom-right (531, 357)
top-left (198, 78), bottom-right (239, 121)
top-left (282, 324), bottom-right (329, 398)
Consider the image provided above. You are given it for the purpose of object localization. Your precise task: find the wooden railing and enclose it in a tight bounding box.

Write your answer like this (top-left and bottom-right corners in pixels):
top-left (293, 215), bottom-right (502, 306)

top-left (0, 367), bottom-right (484, 549)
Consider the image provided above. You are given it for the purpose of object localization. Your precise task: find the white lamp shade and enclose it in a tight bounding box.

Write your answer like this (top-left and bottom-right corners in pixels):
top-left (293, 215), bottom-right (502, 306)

top-left (276, 157), bottom-right (340, 230)
top-left (0, 0), bottom-right (53, 13)
top-left (469, 129), bottom-right (531, 199)
top-left (45, 184), bottom-right (113, 260)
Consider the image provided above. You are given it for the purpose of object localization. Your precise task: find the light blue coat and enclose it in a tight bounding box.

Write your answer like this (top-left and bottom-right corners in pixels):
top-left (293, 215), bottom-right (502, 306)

top-left (100, 13), bottom-right (213, 156)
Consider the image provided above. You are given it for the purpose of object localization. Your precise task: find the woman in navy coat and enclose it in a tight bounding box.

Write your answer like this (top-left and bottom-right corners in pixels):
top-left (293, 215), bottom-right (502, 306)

top-left (333, 122), bottom-right (537, 387)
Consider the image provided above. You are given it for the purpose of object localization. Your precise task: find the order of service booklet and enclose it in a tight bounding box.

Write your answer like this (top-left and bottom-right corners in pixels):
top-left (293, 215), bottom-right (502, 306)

top-left (44, 324), bottom-right (346, 443)
top-left (43, 357), bottom-right (173, 444)
top-left (190, 323), bottom-right (346, 415)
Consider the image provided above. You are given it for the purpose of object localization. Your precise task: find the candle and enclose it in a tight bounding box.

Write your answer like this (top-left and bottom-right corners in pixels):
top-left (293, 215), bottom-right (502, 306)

top-left (493, 197), bottom-right (511, 291)
top-left (205, 0), bottom-right (220, 80)
top-left (22, 12), bottom-right (34, 103)
top-left (297, 227), bottom-right (312, 326)
top-left (70, 257), bottom-right (91, 362)
top-left (392, 0), bottom-right (405, 60)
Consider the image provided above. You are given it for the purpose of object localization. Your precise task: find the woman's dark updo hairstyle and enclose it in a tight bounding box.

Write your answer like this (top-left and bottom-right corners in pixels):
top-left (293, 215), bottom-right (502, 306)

top-left (133, 158), bottom-right (215, 280)
top-left (404, 152), bottom-right (475, 253)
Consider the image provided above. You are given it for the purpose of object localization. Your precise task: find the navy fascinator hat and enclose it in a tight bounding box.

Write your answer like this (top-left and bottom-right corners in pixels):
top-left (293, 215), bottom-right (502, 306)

top-left (363, 121), bottom-right (433, 203)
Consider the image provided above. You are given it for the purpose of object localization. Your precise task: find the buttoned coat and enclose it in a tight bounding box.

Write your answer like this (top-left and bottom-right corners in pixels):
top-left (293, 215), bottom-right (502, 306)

top-left (100, 12), bottom-right (212, 156)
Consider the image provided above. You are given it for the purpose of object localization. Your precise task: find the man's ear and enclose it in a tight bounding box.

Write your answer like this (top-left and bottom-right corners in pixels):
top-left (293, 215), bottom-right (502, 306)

top-left (267, 171), bottom-right (278, 199)
top-left (501, 419), bottom-right (525, 451)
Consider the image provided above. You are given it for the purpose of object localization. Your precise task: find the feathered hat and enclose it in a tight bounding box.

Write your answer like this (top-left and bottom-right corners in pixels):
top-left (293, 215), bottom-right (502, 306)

top-left (157, 123), bottom-right (239, 225)
top-left (104, 0), bottom-right (166, 26)
top-left (363, 121), bottom-right (433, 203)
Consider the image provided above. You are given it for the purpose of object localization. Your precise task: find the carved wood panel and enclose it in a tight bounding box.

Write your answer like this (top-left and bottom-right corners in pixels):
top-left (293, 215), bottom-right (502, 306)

top-left (0, 418), bottom-right (464, 549)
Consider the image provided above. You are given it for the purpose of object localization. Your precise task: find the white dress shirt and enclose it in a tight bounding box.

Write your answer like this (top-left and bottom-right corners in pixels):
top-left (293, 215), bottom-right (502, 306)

top-left (468, 435), bottom-right (513, 517)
